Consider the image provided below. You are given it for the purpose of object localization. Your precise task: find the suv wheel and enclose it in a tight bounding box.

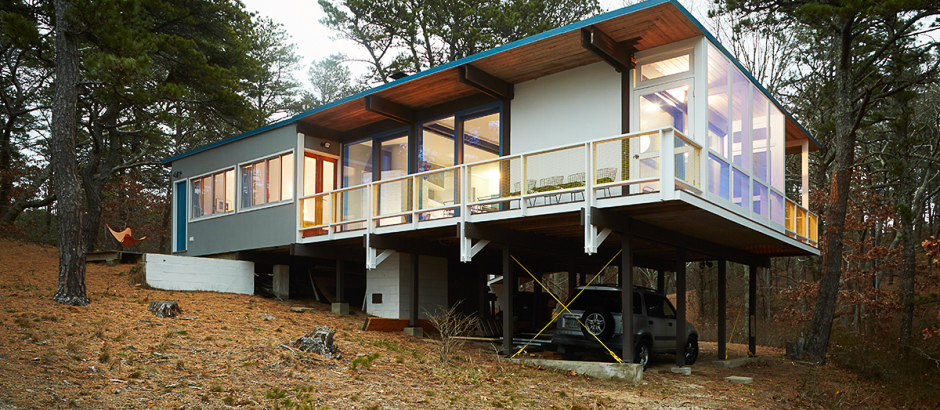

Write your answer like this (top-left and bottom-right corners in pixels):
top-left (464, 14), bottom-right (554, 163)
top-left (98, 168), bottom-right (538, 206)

top-left (635, 338), bottom-right (651, 370)
top-left (685, 335), bottom-right (699, 365)
top-left (579, 307), bottom-right (615, 342)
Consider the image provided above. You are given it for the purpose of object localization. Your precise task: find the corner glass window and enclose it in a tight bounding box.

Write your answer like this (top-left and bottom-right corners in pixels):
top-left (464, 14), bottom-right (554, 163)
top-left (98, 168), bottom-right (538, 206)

top-left (707, 45), bottom-right (730, 157)
top-left (708, 154), bottom-right (729, 200)
top-left (638, 85), bottom-right (689, 134)
top-left (751, 91), bottom-right (770, 182)
top-left (731, 69), bottom-right (751, 170)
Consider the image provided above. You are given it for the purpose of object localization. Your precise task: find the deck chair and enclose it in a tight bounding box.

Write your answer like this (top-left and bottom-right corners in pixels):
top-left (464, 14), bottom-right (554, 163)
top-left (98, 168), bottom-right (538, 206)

top-left (567, 172), bottom-right (586, 202)
top-left (107, 224), bottom-right (147, 247)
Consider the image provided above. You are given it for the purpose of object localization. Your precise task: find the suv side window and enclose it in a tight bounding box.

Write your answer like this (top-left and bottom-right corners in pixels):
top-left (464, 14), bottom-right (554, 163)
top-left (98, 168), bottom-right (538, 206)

top-left (644, 293), bottom-right (677, 319)
top-left (566, 289), bottom-right (641, 313)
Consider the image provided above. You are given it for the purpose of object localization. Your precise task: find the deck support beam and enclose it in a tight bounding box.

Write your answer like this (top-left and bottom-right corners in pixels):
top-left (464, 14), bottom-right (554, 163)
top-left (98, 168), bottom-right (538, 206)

top-left (675, 252), bottom-right (687, 367)
top-left (364, 95), bottom-right (414, 124)
top-left (458, 65), bottom-right (514, 100)
top-left (502, 247), bottom-right (514, 355)
top-left (332, 259), bottom-right (349, 315)
top-left (717, 259), bottom-right (727, 360)
top-left (404, 253), bottom-right (423, 337)
top-left (621, 236), bottom-right (634, 363)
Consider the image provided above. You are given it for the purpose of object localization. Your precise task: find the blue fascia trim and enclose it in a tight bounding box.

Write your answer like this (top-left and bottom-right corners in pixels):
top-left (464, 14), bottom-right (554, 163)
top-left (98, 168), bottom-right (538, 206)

top-left (667, 1), bottom-right (822, 150)
top-left (160, 119), bottom-right (293, 165)
top-left (163, 0), bottom-right (670, 165)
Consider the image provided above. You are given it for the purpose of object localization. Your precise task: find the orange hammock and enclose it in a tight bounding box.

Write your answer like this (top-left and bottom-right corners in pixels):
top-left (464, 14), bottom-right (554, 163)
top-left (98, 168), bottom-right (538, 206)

top-left (107, 224), bottom-right (147, 247)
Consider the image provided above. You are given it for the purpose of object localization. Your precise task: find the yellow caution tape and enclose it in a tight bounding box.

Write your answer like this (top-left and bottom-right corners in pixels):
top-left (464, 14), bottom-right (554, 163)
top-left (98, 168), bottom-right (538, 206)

top-left (509, 251), bottom-right (623, 363)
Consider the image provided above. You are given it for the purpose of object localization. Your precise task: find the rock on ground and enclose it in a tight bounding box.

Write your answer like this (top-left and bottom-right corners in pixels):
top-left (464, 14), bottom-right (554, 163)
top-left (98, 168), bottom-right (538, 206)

top-left (147, 301), bottom-right (181, 318)
top-left (293, 326), bottom-right (341, 359)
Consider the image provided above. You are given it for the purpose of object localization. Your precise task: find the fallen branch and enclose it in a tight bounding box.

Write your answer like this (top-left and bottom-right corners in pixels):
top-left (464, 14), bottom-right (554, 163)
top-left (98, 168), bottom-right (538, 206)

top-left (279, 344), bottom-right (295, 353)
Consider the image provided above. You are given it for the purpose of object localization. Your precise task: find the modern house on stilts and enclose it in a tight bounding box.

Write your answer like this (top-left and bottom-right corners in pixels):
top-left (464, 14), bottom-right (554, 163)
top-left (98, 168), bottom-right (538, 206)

top-left (162, 0), bottom-right (820, 367)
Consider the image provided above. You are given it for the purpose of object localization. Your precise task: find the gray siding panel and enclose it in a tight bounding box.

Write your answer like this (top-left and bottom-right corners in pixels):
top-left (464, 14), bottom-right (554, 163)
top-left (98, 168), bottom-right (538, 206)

top-left (171, 125), bottom-right (298, 256)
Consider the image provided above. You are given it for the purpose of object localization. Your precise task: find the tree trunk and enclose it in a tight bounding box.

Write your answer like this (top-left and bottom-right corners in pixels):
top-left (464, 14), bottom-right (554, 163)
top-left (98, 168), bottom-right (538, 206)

top-left (51, 0), bottom-right (88, 306)
top-left (802, 19), bottom-right (858, 363)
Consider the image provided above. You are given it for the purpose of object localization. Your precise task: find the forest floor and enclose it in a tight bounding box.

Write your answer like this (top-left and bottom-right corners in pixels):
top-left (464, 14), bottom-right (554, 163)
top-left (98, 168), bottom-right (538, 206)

top-left (0, 238), bottom-right (932, 408)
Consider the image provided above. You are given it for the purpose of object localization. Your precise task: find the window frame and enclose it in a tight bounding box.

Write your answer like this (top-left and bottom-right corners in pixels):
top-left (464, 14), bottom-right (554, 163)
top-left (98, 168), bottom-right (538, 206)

top-left (188, 166), bottom-right (236, 222)
top-left (237, 149), bottom-right (296, 212)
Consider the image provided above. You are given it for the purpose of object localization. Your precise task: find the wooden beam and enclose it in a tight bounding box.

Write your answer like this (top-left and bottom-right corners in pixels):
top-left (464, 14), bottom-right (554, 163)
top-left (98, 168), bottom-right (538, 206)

top-left (459, 65), bottom-right (514, 100)
top-left (590, 207), bottom-right (771, 268)
top-left (502, 247), bottom-right (514, 355)
top-left (464, 222), bottom-right (579, 257)
top-left (580, 26), bottom-right (636, 72)
top-left (289, 243), bottom-right (361, 262)
top-left (621, 236), bottom-right (634, 363)
top-left (364, 95), bottom-right (414, 124)
top-left (748, 264), bottom-right (757, 357)
top-left (367, 234), bottom-right (451, 258)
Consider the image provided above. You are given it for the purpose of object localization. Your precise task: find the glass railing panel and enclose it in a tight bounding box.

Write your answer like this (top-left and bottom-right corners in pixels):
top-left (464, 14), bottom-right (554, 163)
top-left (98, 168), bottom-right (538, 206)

top-left (524, 145), bottom-right (585, 195)
top-left (809, 212), bottom-right (818, 243)
top-left (300, 194), bottom-right (331, 228)
top-left (417, 168), bottom-right (459, 213)
top-left (785, 200), bottom-right (796, 232)
top-left (796, 206), bottom-right (807, 237)
top-left (374, 178), bottom-right (412, 217)
top-left (468, 157), bottom-right (522, 202)
top-left (337, 186), bottom-right (368, 223)
top-left (674, 135), bottom-right (700, 188)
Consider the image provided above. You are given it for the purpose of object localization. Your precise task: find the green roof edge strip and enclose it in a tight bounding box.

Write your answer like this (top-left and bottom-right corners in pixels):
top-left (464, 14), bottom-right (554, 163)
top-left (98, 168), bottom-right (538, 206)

top-left (161, 0), bottom-right (669, 165)
top-left (666, 0), bottom-right (822, 150)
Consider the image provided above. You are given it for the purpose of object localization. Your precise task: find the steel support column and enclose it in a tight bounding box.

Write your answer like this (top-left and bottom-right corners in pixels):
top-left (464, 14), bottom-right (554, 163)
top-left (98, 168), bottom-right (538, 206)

top-left (748, 264), bottom-right (757, 356)
top-left (621, 236), bottom-right (634, 363)
top-left (502, 248), bottom-right (514, 355)
top-left (717, 259), bottom-right (727, 360)
top-left (675, 253), bottom-right (687, 367)
top-left (657, 269), bottom-right (665, 294)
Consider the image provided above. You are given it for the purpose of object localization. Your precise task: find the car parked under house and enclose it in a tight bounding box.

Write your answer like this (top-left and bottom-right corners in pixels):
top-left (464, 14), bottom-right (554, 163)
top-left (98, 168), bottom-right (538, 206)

top-left (162, 0), bottom-right (820, 366)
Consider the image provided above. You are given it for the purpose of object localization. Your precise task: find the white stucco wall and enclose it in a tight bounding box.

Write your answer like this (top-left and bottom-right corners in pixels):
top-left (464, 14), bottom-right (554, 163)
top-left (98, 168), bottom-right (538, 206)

top-left (510, 62), bottom-right (622, 154)
top-left (364, 253), bottom-right (449, 319)
top-left (144, 254), bottom-right (254, 295)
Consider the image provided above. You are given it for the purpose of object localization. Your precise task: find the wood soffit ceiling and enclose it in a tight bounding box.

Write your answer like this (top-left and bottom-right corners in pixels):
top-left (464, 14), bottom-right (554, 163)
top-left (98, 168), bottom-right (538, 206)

top-left (298, 3), bottom-right (700, 134)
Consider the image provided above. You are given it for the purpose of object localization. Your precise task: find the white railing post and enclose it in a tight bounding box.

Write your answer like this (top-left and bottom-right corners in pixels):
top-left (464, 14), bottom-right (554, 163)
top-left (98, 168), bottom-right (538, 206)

top-left (411, 175), bottom-right (418, 229)
top-left (584, 141), bottom-right (595, 254)
top-left (660, 128), bottom-right (676, 200)
top-left (521, 154), bottom-right (528, 216)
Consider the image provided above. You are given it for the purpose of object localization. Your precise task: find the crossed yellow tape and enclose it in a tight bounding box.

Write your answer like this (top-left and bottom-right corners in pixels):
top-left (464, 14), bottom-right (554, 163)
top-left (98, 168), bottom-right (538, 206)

top-left (509, 251), bottom-right (623, 363)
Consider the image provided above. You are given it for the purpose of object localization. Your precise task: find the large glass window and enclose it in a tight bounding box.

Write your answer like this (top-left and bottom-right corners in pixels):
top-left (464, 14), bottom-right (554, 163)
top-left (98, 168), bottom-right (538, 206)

top-left (379, 134), bottom-right (408, 180)
top-left (343, 140), bottom-right (373, 187)
top-left (241, 152), bottom-right (293, 208)
top-left (419, 116), bottom-right (456, 171)
top-left (639, 53), bottom-right (690, 82)
top-left (731, 69), bottom-right (750, 170)
top-left (708, 154), bottom-right (729, 200)
top-left (638, 85), bottom-right (689, 134)
top-left (707, 44), bottom-right (730, 157)
top-left (732, 168), bottom-right (749, 209)
top-left (751, 91), bottom-right (769, 182)
top-left (769, 105), bottom-right (785, 191)
top-left (191, 168), bottom-right (235, 218)
top-left (462, 112), bottom-right (500, 164)
top-left (752, 180), bottom-right (768, 217)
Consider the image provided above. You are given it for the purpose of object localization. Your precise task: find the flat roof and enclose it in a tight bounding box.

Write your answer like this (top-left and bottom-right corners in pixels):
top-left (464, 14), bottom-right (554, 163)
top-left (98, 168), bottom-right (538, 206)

top-left (163, 0), bottom-right (819, 165)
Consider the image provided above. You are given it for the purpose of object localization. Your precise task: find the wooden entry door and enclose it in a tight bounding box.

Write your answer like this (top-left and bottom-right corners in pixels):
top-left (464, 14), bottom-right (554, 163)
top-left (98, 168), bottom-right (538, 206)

top-left (301, 152), bottom-right (337, 235)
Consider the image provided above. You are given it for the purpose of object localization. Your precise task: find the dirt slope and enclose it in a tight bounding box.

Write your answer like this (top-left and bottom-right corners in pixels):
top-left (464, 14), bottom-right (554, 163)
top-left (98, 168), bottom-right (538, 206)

top-left (0, 239), bottom-right (919, 408)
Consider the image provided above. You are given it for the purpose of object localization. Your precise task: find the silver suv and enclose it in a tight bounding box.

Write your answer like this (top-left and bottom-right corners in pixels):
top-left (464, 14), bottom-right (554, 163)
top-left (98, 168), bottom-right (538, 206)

top-left (552, 286), bottom-right (698, 369)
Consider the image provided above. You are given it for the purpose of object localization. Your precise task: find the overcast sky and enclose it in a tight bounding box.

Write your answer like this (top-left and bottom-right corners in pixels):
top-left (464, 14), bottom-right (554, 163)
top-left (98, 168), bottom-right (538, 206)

top-left (239, 0), bottom-right (705, 88)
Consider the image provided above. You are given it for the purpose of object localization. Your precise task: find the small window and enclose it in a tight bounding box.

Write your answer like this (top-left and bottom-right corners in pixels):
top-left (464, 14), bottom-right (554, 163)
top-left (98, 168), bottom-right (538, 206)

top-left (639, 53), bottom-right (690, 82)
top-left (372, 293), bottom-right (383, 304)
top-left (241, 152), bottom-right (294, 208)
top-left (191, 169), bottom-right (235, 218)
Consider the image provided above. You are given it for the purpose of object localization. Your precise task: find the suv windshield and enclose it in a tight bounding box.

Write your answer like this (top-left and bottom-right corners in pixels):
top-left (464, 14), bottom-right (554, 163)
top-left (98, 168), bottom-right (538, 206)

top-left (565, 288), bottom-right (641, 314)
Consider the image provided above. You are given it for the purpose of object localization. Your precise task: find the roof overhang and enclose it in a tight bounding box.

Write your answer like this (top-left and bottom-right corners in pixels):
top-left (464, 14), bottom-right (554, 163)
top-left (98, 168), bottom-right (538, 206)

top-left (163, 0), bottom-right (820, 165)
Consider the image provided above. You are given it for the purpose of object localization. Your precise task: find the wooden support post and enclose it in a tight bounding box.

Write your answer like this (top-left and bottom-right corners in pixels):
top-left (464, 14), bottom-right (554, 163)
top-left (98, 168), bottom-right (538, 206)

top-left (717, 259), bottom-right (727, 360)
top-left (335, 259), bottom-right (345, 303)
top-left (502, 248), bottom-right (514, 355)
top-left (410, 254), bottom-right (419, 328)
top-left (478, 263), bottom-right (488, 319)
top-left (748, 264), bottom-right (757, 356)
top-left (621, 236), bottom-right (634, 363)
top-left (533, 272), bottom-right (543, 326)
top-left (675, 253), bottom-right (687, 367)
top-left (364, 95), bottom-right (414, 124)
top-left (657, 269), bottom-right (665, 294)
